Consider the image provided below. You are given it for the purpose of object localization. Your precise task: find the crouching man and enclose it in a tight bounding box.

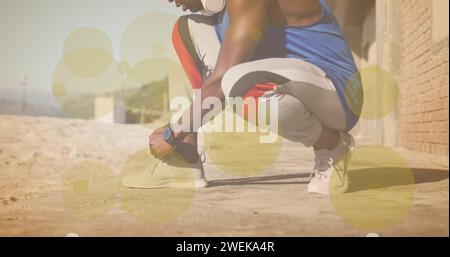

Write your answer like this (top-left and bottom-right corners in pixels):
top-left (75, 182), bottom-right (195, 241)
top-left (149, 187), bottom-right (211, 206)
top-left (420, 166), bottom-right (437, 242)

top-left (123, 0), bottom-right (363, 195)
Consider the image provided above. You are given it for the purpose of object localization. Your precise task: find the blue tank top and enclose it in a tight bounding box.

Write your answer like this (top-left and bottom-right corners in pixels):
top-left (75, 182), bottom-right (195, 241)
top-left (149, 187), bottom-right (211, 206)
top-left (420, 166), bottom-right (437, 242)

top-left (215, 0), bottom-right (363, 131)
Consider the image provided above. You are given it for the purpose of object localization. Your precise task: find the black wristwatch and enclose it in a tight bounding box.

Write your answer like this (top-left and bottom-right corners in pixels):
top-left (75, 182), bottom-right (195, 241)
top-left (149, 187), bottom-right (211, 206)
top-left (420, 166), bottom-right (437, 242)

top-left (163, 124), bottom-right (183, 149)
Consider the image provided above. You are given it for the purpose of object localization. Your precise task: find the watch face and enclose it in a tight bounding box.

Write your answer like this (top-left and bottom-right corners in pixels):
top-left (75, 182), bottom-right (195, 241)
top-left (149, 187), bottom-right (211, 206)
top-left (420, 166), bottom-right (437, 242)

top-left (163, 127), bottom-right (172, 141)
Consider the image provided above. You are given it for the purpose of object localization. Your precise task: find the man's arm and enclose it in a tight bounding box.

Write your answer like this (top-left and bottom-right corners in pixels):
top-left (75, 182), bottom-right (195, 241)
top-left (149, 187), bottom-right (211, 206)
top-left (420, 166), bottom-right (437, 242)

top-left (150, 0), bottom-right (268, 158)
top-left (176, 0), bottom-right (268, 134)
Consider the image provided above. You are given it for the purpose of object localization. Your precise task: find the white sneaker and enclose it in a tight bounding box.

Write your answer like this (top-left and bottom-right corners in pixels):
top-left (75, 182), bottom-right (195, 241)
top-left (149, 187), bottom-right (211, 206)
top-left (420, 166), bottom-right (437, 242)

top-left (307, 132), bottom-right (355, 195)
top-left (122, 152), bottom-right (208, 189)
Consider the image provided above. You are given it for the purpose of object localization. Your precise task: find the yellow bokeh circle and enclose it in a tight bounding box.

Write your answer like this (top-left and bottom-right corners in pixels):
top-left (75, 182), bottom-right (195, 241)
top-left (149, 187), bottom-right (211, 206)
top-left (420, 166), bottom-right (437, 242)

top-left (119, 149), bottom-right (196, 225)
top-left (120, 12), bottom-right (178, 67)
top-left (52, 59), bottom-right (123, 119)
top-left (122, 57), bottom-right (191, 129)
top-left (62, 161), bottom-right (119, 218)
top-left (346, 65), bottom-right (399, 120)
top-left (202, 107), bottom-right (283, 177)
top-left (117, 61), bottom-right (131, 77)
top-left (52, 82), bottom-right (66, 98)
top-left (330, 145), bottom-right (415, 231)
top-left (63, 27), bottom-right (114, 78)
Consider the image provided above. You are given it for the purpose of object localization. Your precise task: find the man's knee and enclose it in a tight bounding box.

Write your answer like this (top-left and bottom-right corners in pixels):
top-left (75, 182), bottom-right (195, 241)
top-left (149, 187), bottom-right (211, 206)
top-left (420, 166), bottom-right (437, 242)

top-left (222, 64), bottom-right (246, 97)
top-left (222, 59), bottom-right (286, 98)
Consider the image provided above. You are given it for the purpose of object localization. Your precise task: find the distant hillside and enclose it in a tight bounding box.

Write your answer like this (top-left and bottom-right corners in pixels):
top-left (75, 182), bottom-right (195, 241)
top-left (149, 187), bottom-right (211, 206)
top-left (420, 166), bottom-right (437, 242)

top-left (0, 78), bottom-right (170, 120)
top-left (0, 98), bottom-right (65, 117)
top-left (0, 87), bottom-right (65, 117)
top-left (56, 78), bottom-right (169, 121)
top-left (124, 78), bottom-right (169, 111)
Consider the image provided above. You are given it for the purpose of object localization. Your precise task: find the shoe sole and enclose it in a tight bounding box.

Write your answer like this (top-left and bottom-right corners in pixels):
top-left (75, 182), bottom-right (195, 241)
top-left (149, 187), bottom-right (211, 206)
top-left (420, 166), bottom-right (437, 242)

top-left (124, 178), bottom-right (208, 190)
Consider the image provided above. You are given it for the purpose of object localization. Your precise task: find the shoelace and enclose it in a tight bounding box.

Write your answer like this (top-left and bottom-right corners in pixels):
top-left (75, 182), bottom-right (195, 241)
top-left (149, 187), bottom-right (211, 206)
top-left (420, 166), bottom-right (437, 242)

top-left (150, 160), bottom-right (161, 175)
top-left (310, 156), bottom-right (345, 183)
top-left (309, 157), bottom-right (335, 181)
top-left (200, 151), bottom-right (206, 164)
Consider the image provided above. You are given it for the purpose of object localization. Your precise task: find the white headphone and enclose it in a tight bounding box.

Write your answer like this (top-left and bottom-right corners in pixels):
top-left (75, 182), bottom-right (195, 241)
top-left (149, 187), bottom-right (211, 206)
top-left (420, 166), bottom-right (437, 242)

top-left (200, 0), bottom-right (226, 16)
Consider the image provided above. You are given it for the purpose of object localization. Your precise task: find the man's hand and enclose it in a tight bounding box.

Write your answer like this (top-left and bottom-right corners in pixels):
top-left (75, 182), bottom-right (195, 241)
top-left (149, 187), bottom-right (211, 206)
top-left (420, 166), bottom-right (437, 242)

top-left (168, 0), bottom-right (203, 12)
top-left (149, 125), bottom-right (175, 160)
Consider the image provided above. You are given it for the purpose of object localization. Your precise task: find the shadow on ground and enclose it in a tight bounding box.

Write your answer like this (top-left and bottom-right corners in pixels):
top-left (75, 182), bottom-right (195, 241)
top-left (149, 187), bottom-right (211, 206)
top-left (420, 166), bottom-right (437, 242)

top-left (209, 168), bottom-right (449, 192)
top-left (209, 173), bottom-right (310, 187)
top-left (347, 168), bottom-right (449, 192)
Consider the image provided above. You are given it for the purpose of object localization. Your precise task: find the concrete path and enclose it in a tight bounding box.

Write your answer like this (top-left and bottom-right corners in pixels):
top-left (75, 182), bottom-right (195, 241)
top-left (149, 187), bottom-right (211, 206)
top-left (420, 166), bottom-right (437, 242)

top-left (0, 115), bottom-right (448, 236)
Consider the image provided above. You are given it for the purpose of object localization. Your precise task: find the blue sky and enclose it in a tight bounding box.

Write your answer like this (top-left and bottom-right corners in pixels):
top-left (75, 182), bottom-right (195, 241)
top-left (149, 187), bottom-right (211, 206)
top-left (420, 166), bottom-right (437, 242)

top-left (0, 0), bottom-right (184, 104)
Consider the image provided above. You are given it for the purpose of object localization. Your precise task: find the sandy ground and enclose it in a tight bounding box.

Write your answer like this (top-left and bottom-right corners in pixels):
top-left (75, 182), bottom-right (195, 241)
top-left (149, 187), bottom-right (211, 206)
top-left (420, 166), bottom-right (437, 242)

top-left (0, 115), bottom-right (448, 236)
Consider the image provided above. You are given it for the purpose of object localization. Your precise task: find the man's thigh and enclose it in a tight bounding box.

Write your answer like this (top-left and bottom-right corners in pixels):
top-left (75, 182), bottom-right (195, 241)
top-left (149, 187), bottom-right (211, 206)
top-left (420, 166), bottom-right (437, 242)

top-left (275, 94), bottom-right (323, 146)
top-left (282, 81), bottom-right (347, 131)
top-left (222, 58), bottom-right (347, 132)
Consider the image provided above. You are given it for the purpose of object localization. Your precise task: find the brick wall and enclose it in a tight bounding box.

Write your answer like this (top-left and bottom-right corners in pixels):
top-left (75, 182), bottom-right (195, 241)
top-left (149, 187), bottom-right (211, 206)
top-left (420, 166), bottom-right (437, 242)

top-left (397, 0), bottom-right (449, 156)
